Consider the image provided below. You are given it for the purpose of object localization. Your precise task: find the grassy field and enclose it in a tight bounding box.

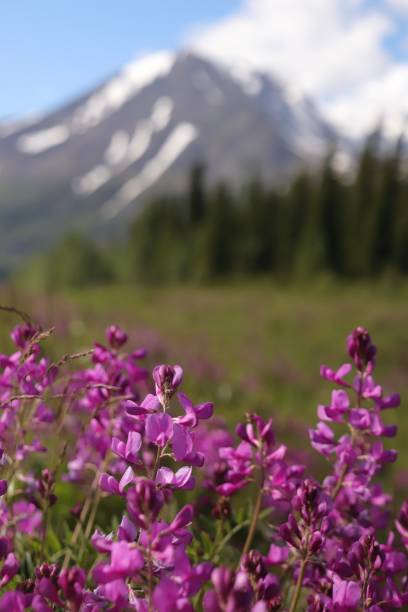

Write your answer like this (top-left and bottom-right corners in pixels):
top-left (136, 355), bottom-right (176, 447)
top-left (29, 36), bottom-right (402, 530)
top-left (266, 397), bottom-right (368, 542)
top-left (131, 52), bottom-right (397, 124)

top-left (1, 279), bottom-right (407, 478)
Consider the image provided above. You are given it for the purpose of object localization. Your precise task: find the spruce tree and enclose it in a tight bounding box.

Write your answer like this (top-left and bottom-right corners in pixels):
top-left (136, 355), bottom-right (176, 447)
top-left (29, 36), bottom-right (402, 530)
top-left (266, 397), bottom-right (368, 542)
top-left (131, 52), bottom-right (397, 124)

top-left (189, 163), bottom-right (206, 225)
top-left (201, 183), bottom-right (237, 279)
top-left (320, 155), bottom-right (344, 274)
top-left (372, 136), bottom-right (403, 272)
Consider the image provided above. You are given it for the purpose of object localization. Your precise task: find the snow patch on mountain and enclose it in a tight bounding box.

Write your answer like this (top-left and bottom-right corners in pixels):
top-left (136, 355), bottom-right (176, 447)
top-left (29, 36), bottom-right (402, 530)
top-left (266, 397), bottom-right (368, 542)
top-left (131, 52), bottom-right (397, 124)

top-left (150, 97), bottom-right (174, 130)
top-left (17, 125), bottom-right (69, 154)
top-left (228, 64), bottom-right (262, 96)
top-left (102, 122), bottom-right (198, 219)
top-left (72, 165), bottom-right (112, 195)
top-left (71, 52), bottom-right (175, 133)
top-left (104, 131), bottom-right (130, 166)
top-left (72, 97), bottom-right (175, 196)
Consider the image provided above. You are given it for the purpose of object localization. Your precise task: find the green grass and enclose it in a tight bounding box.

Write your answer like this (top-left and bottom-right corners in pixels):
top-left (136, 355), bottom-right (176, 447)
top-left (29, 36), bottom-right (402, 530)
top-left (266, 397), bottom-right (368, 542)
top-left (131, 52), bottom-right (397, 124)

top-left (1, 279), bottom-right (407, 477)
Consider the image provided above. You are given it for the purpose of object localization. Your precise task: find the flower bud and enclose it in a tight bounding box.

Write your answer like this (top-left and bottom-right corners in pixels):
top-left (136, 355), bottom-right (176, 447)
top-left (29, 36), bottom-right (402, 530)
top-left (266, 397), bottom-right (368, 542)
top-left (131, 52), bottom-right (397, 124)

top-left (58, 567), bottom-right (86, 605)
top-left (309, 531), bottom-right (325, 554)
top-left (126, 479), bottom-right (164, 528)
top-left (35, 563), bottom-right (59, 580)
top-left (212, 497), bottom-right (232, 521)
top-left (10, 323), bottom-right (37, 349)
top-left (241, 550), bottom-right (267, 579)
top-left (212, 566), bottom-right (235, 601)
top-left (152, 364), bottom-right (183, 406)
top-left (106, 325), bottom-right (128, 349)
top-left (347, 326), bottom-right (376, 372)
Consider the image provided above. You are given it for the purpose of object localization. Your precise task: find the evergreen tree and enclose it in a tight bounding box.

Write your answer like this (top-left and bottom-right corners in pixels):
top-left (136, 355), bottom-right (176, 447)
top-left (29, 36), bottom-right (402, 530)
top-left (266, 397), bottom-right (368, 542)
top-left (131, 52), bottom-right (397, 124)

top-left (128, 196), bottom-right (189, 283)
top-left (372, 136), bottom-right (403, 272)
top-left (393, 160), bottom-right (408, 273)
top-left (189, 163), bottom-right (206, 225)
top-left (347, 129), bottom-right (382, 276)
top-left (242, 179), bottom-right (276, 273)
top-left (278, 173), bottom-right (312, 277)
top-left (201, 183), bottom-right (238, 279)
top-left (319, 156), bottom-right (345, 274)
top-left (295, 178), bottom-right (326, 277)
top-left (46, 232), bottom-right (114, 288)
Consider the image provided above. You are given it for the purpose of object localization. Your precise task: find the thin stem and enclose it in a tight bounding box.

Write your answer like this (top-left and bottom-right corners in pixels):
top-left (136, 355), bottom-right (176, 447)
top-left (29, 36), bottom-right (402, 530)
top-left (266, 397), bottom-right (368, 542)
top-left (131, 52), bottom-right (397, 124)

top-left (288, 556), bottom-right (308, 612)
top-left (147, 538), bottom-right (153, 612)
top-left (332, 463), bottom-right (348, 500)
top-left (238, 465), bottom-right (265, 567)
top-left (152, 445), bottom-right (162, 480)
top-left (40, 505), bottom-right (49, 562)
top-left (212, 508), bottom-right (271, 562)
top-left (83, 489), bottom-right (102, 541)
top-left (63, 454), bottom-right (109, 568)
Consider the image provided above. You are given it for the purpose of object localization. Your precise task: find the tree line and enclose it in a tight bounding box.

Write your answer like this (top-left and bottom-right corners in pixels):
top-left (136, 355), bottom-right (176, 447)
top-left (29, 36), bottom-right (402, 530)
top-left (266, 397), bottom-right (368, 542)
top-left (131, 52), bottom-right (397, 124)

top-left (32, 132), bottom-right (408, 287)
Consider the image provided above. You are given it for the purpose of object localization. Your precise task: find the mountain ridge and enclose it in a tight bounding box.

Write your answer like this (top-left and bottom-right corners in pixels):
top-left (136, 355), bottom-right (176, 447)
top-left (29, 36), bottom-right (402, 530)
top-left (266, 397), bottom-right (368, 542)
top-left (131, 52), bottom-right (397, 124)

top-left (0, 50), bottom-right (340, 272)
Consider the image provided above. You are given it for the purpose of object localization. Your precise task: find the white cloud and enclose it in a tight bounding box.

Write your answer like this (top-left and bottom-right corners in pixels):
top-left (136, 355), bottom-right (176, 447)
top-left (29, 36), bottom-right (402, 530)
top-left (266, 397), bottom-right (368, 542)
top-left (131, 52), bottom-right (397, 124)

top-left (326, 64), bottom-right (408, 137)
top-left (187, 0), bottom-right (408, 137)
top-left (386, 0), bottom-right (408, 14)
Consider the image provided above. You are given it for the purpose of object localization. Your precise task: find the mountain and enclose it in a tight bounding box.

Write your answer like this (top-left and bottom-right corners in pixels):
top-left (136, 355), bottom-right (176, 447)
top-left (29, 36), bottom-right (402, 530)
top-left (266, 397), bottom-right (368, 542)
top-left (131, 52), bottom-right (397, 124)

top-left (0, 50), bottom-right (339, 273)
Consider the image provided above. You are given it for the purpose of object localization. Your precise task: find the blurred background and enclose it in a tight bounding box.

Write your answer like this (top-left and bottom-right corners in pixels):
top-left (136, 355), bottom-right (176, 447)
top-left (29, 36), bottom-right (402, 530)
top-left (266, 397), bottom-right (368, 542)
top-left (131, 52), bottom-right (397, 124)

top-left (0, 1), bottom-right (407, 476)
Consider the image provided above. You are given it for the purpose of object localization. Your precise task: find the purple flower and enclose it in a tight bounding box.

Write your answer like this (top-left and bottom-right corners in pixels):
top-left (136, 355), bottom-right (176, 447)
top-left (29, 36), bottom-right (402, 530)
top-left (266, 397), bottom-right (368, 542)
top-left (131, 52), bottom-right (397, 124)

top-left (317, 390), bottom-right (350, 423)
top-left (215, 442), bottom-right (253, 496)
top-left (58, 566), bottom-right (86, 607)
top-left (0, 591), bottom-right (25, 611)
top-left (309, 422), bottom-right (336, 456)
top-left (126, 479), bottom-right (164, 528)
top-left (395, 501), bottom-right (408, 549)
top-left (93, 541), bottom-right (144, 584)
top-left (106, 324), bottom-right (128, 349)
top-left (320, 363), bottom-right (352, 386)
top-left (10, 323), bottom-right (37, 349)
top-left (266, 544), bottom-right (290, 565)
top-left (332, 578), bottom-right (361, 610)
top-left (0, 552), bottom-right (19, 587)
top-left (99, 466), bottom-right (135, 495)
top-left (153, 577), bottom-right (192, 612)
top-left (172, 423), bottom-right (193, 460)
top-left (177, 392), bottom-right (213, 427)
top-left (156, 466), bottom-right (195, 490)
top-left (146, 412), bottom-right (174, 447)
top-left (347, 326), bottom-right (376, 372)
top-left (204, 567), bottom-right (253, 612)
top-left (236, 414), bottom-right (274, 449)
top-left (125, 393), bottom-right (161, 419)
top-left (12, 501), bottom-right (42, 535)
top-left (34, 402), bottom-right (54, 425)
top-left (111, 431), bottom-right (142, 463)
top-left (153, 364), bottom-right (183, 406)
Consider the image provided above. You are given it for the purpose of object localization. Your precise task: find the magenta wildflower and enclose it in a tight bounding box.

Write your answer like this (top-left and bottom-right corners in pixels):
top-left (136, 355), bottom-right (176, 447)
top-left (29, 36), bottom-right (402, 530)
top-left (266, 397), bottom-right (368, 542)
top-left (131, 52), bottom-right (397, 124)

top-left (0, 321), bottom-right (404, 611)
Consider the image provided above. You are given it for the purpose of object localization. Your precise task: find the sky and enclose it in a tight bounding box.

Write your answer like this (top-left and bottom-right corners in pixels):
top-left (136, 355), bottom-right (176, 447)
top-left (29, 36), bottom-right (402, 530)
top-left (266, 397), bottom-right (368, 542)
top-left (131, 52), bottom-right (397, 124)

top-left (1, 0), bottom-right (408, 137)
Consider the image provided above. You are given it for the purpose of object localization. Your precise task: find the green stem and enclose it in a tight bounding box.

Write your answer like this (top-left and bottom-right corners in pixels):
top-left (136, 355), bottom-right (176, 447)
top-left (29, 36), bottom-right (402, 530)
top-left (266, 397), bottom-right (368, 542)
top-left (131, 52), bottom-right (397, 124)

top-left (332, 463), bottom-right (348, 500)
top-left (238, 466), bottom-right (264, 568)
top-left (83, 489), bottom-right (102, 540)
top-left (152, 445), bottom-right (162, 480)
top-left (40, 504), bottom-right (49, 562)
top-left (288, 557), bottom-right (308, 612)
top-left (147, 539), bottom-right (153, 612)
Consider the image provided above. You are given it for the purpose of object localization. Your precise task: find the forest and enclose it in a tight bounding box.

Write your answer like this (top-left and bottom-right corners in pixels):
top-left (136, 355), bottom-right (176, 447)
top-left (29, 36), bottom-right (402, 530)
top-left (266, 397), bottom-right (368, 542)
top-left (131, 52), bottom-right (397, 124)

top-left (23, 132), bottom-right (408, 289)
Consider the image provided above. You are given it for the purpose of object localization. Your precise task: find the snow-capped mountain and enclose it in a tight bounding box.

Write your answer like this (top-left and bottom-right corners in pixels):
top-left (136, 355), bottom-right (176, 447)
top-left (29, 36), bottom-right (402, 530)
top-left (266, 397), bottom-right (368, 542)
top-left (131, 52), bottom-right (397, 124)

top-left (0, 50), bottom-right (338, 272)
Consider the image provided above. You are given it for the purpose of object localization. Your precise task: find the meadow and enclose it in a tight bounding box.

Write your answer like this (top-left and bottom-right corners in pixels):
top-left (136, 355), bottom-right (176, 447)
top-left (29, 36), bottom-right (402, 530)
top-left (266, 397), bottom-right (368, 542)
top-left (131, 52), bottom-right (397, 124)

top-left (0, 279), bottom-right (407, 609)
top-left (1, 279), bottom-right (407, 467)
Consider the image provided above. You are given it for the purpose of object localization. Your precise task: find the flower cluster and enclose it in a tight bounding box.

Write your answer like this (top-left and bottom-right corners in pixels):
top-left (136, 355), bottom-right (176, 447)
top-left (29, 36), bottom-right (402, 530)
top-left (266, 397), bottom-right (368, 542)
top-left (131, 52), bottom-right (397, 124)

top-left (0, 318), bottom-right (405, 611)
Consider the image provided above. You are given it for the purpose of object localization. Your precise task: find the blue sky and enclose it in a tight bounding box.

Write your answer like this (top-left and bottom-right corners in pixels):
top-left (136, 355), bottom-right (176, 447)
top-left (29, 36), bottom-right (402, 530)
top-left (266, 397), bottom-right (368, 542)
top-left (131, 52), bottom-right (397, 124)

top-left (0, 1), bottom-right (240, 119)
top-left (1, 0), bottom-right (407, 136)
